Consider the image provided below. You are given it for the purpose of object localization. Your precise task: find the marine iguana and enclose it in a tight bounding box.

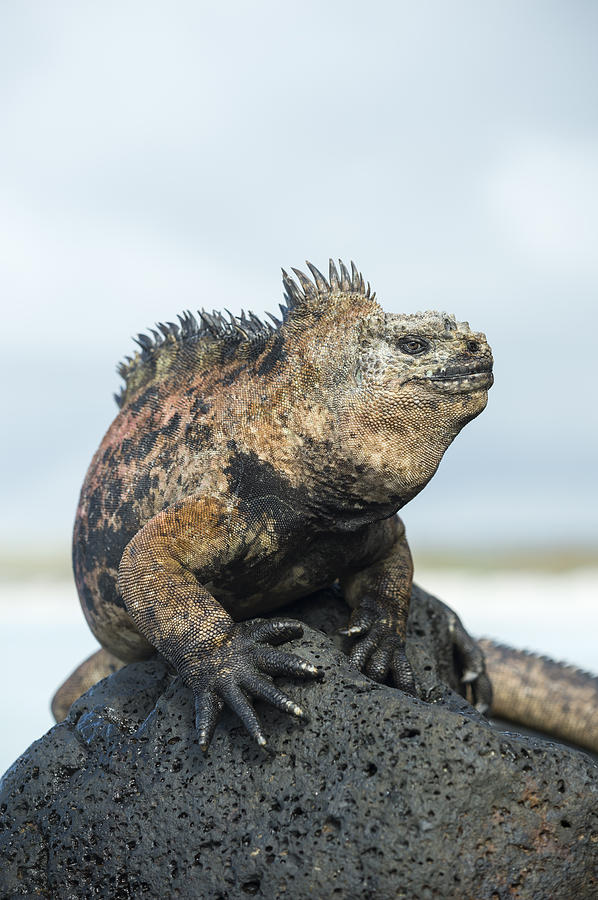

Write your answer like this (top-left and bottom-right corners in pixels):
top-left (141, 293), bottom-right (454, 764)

top-left (55, 259), bottom-right (498, 749)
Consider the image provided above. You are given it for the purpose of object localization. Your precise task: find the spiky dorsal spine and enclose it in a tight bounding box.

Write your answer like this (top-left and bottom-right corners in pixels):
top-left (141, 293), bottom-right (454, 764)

top-left (115, 259), bottom-right (373, 408)
top-left (114, 308), bottom-right (276, 408)
top-left (280, 259), bottom-right (374, 319)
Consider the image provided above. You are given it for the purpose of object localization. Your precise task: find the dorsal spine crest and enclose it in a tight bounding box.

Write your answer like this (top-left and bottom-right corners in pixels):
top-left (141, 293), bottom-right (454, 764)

top-left (115, 259), bottom-right (372, 408)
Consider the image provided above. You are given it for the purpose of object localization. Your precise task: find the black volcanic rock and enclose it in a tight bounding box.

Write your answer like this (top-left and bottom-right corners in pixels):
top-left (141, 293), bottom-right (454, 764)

top-left (1, 586), bottom-right (597, 899)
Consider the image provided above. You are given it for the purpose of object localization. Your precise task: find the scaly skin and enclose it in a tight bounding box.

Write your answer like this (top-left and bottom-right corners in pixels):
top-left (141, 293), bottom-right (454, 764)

top-left (63, 259), bottom-right (493, 748)
top-left (480, 640), bottom-right (598, 753)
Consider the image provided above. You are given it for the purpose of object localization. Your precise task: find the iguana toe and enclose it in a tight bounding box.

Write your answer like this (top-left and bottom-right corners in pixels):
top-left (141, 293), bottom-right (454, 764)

top-left (195, 691), bottom-right (225, 751)
top-left (347, 613), bottom-right (416, 695)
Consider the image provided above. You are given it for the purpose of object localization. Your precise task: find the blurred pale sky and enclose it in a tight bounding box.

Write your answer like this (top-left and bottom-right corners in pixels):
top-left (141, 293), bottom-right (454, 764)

top-left (1, 0), bottom-right (597, 554)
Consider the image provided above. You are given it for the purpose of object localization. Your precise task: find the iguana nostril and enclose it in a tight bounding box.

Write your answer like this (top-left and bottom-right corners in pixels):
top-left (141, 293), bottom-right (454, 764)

top-left (467, 340), bottom-right (480, 353)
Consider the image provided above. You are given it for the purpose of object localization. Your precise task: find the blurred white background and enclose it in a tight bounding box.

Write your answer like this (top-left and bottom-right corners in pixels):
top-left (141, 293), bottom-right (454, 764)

top-left (1, 1), bottom-right (596, 774)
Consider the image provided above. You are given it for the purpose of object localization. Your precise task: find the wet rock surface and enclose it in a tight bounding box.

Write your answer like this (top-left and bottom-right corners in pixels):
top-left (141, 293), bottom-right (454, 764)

top-left (1, 586), bottom-right (597, 899)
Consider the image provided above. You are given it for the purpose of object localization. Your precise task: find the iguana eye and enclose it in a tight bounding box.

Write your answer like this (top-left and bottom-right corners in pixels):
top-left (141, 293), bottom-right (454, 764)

top-left (397, 335), bottom-right (429, 355)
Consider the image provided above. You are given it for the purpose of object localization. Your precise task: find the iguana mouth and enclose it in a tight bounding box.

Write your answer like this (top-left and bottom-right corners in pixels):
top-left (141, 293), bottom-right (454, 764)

top-left (431, 361), bottom-right (492, 379)
top-left (414, 366), bottom-right (494, 393)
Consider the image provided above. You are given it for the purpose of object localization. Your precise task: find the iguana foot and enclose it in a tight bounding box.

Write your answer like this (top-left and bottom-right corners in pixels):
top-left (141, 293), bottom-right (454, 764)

top-left (340, 597), bottom-right (416, 695)
top-left (442, 605), bottom-right (492, 712)
top-left (189, 618), bottom-right (321, 750)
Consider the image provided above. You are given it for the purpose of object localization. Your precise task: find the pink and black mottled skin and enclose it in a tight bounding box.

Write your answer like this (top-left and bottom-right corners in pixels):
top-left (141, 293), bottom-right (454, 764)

top-left (59, 260), bottom-right (494, 749)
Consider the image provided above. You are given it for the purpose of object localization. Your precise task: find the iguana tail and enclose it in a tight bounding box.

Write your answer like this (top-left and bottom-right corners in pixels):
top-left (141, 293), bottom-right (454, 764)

top-left (51, 649), bottom-right (125, 722)
top-left (480, 639), bottom-right (598, 754)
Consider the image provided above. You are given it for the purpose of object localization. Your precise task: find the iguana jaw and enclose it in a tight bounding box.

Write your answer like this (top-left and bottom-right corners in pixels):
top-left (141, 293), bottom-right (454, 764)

top-left (418, 366), bottom-right (494, 394)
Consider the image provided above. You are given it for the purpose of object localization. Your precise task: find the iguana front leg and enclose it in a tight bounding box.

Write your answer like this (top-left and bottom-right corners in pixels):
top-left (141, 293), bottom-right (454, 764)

top-left (341, 516), bottom-right (492, 709)
top-left (118, 495), bottom-right (320, 749)
top-left (341, 515), bottom-right (416, 693)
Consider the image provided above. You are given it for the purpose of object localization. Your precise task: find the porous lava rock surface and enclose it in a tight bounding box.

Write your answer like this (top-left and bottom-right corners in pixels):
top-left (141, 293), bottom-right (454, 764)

top-left (1, 586), bottom-right (597, 899)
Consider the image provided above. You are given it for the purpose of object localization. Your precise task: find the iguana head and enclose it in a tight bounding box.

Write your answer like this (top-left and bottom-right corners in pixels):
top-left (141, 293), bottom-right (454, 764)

top-left (114, 257), bottom-right (492, 509)
top-left (356, 306), bottom-right (494, 419)
top-left (281, 261), bottom-right (493, 505)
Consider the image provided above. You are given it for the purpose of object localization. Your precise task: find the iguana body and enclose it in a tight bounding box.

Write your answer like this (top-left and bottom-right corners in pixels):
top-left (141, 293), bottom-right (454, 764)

top-left (61, 259), bottom-right (494, 748)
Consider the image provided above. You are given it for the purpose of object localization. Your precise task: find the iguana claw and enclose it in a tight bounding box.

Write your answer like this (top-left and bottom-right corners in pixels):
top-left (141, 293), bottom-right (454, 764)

top-left (344, 597), bottom-right (416, 695)
top-left (442, 603), bottom-right (493, 712)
